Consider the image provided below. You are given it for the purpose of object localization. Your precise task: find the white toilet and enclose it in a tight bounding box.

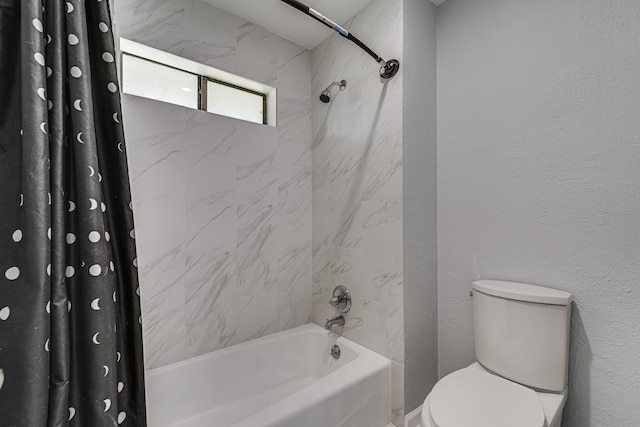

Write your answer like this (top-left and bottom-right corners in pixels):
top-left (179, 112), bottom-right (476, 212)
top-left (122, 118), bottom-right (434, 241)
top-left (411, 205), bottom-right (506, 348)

top-left (422, 280), bottom-right (572, 427)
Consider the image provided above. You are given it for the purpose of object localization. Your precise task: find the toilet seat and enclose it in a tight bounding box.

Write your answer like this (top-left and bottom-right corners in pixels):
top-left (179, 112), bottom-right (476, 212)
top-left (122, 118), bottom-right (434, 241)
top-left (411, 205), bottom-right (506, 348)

top-left (426, 366), bottom-right (546, 427)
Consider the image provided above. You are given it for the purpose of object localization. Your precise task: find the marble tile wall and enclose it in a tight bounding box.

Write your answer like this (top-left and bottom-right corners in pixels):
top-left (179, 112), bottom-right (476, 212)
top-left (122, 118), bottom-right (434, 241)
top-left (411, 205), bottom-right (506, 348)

top-left (310, 0), bottom-right (404, 424)
top-left (116, 0), bottom-right (312, 370)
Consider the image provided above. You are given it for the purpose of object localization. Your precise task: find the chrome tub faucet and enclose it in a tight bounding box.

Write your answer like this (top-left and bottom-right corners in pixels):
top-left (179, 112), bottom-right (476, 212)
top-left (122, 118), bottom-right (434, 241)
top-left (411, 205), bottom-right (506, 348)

top-left (324, 315), bottom-right (345, 330)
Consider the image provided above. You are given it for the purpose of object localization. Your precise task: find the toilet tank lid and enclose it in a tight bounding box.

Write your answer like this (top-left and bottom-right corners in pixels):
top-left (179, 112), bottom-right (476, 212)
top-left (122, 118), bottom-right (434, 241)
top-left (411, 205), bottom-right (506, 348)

top-left (472, 280), bottom-right (572, 306)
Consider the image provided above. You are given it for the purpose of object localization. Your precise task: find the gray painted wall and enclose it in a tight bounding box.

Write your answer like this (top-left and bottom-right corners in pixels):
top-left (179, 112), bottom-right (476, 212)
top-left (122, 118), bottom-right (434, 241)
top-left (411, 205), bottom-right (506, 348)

top-left (403, 0), bottom-right (438, 414)
top-left (437, 0), bottom-right (640, 425)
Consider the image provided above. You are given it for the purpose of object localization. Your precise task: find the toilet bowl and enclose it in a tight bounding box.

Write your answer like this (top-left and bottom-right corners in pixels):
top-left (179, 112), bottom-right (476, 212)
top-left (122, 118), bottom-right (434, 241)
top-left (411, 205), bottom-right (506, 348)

top-left (421, 280), bottom-right (572, 427)
top-left (421, 363), bottom-right (567, 427)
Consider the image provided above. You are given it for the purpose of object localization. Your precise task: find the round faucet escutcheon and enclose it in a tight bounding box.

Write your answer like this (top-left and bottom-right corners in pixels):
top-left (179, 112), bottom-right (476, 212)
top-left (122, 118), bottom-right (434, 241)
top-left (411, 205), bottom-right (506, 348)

top-left (329, 285), bottom-right (351, 313)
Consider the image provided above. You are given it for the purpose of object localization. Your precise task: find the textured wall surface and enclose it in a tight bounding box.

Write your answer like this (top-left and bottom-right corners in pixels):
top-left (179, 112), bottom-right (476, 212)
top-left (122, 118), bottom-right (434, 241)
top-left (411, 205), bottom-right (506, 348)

top-left (116, 0), bottom-right (312, 370)
top-left (310, 0), bottom-right (404, 423)
top-left (402, 0), bottom-right (438, 415)
top-left (437, 0), bottom-right (640, 425)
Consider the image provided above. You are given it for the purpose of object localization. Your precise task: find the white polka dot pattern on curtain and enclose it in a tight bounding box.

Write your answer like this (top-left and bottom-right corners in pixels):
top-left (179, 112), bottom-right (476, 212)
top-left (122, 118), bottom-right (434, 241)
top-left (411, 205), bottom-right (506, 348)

top-left (0, 0), bottom-right (146, 425)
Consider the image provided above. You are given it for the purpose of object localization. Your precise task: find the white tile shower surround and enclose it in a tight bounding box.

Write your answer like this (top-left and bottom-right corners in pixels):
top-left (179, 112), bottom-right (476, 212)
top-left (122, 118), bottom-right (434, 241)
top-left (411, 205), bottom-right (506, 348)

top-left (124, 95), bottom-right (313, 369)
top-left (310, 0), bottom-right (405, 424)
top-left (118, 0), bottom-right (313, 370)
top-left (118, 0), bottom-right (406, 425)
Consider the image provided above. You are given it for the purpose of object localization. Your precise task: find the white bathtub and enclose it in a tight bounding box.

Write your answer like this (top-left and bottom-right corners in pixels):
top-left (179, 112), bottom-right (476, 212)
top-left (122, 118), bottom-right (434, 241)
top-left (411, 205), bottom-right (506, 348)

top-left (146, 323), bottom-right (392, 427)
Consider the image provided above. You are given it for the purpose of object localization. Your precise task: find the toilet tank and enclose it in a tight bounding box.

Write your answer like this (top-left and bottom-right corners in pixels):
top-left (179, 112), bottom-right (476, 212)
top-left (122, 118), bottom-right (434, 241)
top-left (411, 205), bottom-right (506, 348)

top-left (472, 280), bottom-right (572, 392)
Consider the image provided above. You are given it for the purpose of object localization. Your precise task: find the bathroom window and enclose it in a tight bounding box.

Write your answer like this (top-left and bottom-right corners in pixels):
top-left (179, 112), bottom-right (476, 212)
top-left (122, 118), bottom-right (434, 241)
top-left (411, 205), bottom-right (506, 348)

top-left (205, 79), bottom-right (265, 124)
top-left (121, 54), bottom-right (199, 110)
top-left (120, 39), bottom-right (275, 126)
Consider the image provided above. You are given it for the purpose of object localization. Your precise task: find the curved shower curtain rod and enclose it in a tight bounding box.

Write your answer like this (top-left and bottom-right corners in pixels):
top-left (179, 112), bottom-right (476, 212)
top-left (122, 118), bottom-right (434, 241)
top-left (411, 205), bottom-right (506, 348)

top-left (280, 0), bottom-right (400, 80)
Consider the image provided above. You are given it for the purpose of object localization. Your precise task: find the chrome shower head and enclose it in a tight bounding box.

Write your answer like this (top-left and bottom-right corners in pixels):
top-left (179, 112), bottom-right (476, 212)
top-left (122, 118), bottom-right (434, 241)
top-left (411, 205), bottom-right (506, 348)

top-left (319, 79), bottom-right (347, 103)
top-left (320, 90), bottom-right (332, 103)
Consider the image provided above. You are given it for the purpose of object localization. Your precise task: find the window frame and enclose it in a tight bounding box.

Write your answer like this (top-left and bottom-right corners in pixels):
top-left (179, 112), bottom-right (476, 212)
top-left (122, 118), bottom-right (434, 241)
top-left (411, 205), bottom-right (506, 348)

top-left (120, 47), bottom-right (271, 126)
top-left (121, 52), bottom-right (199, 109)
top-left (198, 76), bottom-right (267, 125)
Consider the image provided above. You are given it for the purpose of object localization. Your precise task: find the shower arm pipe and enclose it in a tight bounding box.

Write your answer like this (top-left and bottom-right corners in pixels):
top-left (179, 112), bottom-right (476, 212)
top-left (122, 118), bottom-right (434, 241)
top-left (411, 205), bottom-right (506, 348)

top-left (280, 0), bottom-right (400, 79)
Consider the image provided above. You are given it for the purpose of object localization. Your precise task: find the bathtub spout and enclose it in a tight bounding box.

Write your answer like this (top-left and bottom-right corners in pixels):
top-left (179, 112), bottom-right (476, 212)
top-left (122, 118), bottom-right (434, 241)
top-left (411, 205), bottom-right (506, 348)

top-left (324, 315), bottom-right (345, 330)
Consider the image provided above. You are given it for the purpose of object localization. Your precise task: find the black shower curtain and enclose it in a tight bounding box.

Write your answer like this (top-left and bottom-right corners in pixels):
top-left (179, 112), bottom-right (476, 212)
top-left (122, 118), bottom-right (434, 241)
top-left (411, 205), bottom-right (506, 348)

top-left (0, 0), bottom-right (146, 425)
